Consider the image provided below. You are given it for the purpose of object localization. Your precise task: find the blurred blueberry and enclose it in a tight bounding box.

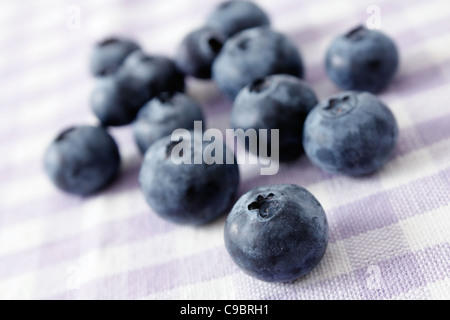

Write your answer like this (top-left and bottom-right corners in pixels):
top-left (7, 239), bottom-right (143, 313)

top-left (326, 25), bottom-right (399, 93)
top-left (115, 50), bottom-right (185, 114)
top-left (303, 91), bottom-right (398, 176)
top-left (133, 92), bottom-right (205, 155)
top-left (213, 27), bottom-right (304, 100)
top-left (89, 37), bottom-right (140, 77)
top-left (90, 77), bottom-right (138, 127)
top-left (175, 27), bottom-right (226, 79)
top-left (139, 133), bottom-right (240, 225)
top-left (44, 126), bottom-right (121, 196)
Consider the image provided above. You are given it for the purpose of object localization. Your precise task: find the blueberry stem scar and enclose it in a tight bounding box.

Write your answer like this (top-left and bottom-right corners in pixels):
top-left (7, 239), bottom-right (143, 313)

top-left (248, 193), bottom-right (277, 218)
top-left (158, 92), bottom-right (173, 104)
top-left (345, 25), bottom-right (366, 40)
top-left (98, 37), bottom-right (118, 46)
top-left (208, 37), bottom-right (223, 53)
top-left (249, 78), bottom-right (270, 93)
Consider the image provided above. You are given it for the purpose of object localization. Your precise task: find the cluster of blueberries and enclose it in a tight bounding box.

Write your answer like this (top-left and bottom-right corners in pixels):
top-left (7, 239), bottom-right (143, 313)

top-left (44, 1), bottom-right (399, 282)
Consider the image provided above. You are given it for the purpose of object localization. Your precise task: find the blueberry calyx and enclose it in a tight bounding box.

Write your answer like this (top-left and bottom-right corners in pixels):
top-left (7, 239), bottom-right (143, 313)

top-left (248, 193), bottom-right (277, 219)
top-left (321, 94), bottom-right (356, 117)
top-left (367, 59), bottom-right (381, 71)
top-left (249, 78), bottom-right (271, 93)
top-left (345, 25), bottom-right (367, 41)
top-left (140, 55), bottom-right (155, 63)
top-left (208, 37), bottom-right (223, 54)
top-left (158, 92), bottom-right (174, 104)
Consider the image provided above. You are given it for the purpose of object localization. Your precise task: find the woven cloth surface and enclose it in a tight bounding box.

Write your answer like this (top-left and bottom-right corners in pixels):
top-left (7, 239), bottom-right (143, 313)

top-left (0, 0), bottom-right (449, 300)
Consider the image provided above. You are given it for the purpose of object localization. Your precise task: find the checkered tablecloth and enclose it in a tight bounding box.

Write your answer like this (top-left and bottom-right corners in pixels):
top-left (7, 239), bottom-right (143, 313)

top-left (0, 0), bottom-right (449, 300)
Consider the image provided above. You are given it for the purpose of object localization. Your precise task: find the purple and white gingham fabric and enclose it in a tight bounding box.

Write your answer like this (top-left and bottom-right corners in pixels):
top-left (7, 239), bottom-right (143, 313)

top-left (0, 0), bottom-right (449, 300)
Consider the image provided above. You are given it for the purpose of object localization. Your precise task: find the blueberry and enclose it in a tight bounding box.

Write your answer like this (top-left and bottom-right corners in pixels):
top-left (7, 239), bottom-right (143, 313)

top-left (115, 51), bottom-right (185, 114)
top-left (206, 0), bottom-right (270, 38)
top-left (175, 27), bottom-right (226, 79)
top-left (44, 126), bottom-right (121, 196)
top-left (139, 133), bottom-right (240, 225)
top-left (133, 92), bottom-right (205, 155)
top-left (224, 184), bottom-right (328, 282)
top-left (89, 37), bottom-right (140, 77)
top-left (326, 25), bottom-right (399, 93)
top-left (90, 77), bottom-right (139, 127)
top-left (303, 91), bottom-right (398, 176)
top-left (231, 74), bottom-right (318, 161)
top-left (213, 27), bottom-right (304, 100)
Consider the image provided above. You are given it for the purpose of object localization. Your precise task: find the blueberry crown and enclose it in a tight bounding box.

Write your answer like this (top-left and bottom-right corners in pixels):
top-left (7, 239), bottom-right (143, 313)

top-left (248, 193), bottom-right (278, 218)
top-left (320, 94), bottom-right (357, 118)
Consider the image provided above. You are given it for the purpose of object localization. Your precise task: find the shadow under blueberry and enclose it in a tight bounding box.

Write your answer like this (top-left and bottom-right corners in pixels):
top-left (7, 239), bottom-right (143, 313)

top-left (99, 156), bottom-right (143, 196)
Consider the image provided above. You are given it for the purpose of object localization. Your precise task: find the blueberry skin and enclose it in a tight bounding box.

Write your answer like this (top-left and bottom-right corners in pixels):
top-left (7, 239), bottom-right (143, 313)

top-left (213, 27), bottom-right (304, 100)
top-left (133, 92), bottom-right (205, 155)
top-left (115, 51), bottom-right (185, 113)
top-left (90, 77), bottom-right (139, 127)
top-left (326, 25), bottom-right (399, 93)
top-left (224, 184), bottom-right (328, 282)
top-left (231, 74), bottom-right (318, 161)
top-left (303, 91), bottom-right (398, 176)
top-left (139, 134), bottom-right (240, 225)
top-left (90, 37), bottom-right (140, 77)
top-left (175, 27), bottom-right (226, 79)
top-left (44, 126), bottom-right (121, 196)
top-left (206, 0), bottom-right (270, 38)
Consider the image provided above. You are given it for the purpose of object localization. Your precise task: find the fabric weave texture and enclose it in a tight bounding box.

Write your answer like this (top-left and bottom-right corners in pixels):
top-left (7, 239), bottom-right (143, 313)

top-left (0, 0), bottom-right (449, 300)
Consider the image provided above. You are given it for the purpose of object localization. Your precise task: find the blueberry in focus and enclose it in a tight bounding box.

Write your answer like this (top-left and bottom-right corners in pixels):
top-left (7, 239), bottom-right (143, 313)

top-left (89, 37), bottom-right (140, 77)
top-left (139, 133), bottom-right (240, 225)
top-left (115, 50), bottom-right (185, 114)
top-left (213, 27), bottom-right (304, 100)
top-left (44, 126), bottom-right (121, 196)
top-left (231, 74), bottom-right (318, 161)
top-left (224, 184), bottom-right (328, 282)
top-left (133, 92), bottom-right (205, 155)
top-left (206, 0), bottom-right (270, 38)
top-left (90, 77), bottom-right (139, 127)
top-left (175, 27), bottom-right (226, 79)
top-left (326, 25), bottom-right (399, 93)
top-left (303, 91), bottom-right (398, 176)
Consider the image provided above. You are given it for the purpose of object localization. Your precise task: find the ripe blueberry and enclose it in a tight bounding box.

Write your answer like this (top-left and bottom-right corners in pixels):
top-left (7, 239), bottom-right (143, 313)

top-left (115, 50), bottom-right (185, 114)
top-left (303, 91), bottom-right (398, 176)
top-left (90, 77), bottom-right (138, 127)
top-left (44, 125), bottom-right (121, 196)
top-left (224, 184), bottom-right (328, 282)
